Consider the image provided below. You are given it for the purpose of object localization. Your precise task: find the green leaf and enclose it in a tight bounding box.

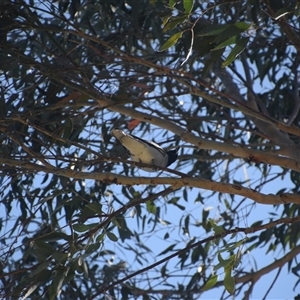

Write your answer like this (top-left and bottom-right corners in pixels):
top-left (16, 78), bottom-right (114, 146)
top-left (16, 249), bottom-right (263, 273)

top-left (85, 242), bottom-right (101, 254)
top-left (209, 219), bottom-right (224, 234)
top-left (111, 217), bottom-right (122, 228)
top-left (163, 15), bottom-right (187, 32)
top-left (169, 0), bottom-right (176, 7)
top-left (33, 269), bottom-right (53, 283)
top-left (49, 267), bottom-right (69, 300)
top-left (222, 37), bottom-right (249, 67)
top-left (35, 231), bottom-right (71, 242)
top-left (159, 32), bottom-right (183, 51)
top-left (214, 253), bottom-right (235, 270)
top-left (211, 23), bottom-right (250, 45)
top-left (251, 220), bottom-right (263, 228)
top-left (224, 269), bottom-right (235, 294)
top-left (52, 251), bottom-right (69, 263)
top-left (96, 232), bottom-right (106, 242)
top-left (211, 36), bottom-right (237, 51)
top-left (183, 0), bottom-right (194, 14)
top-left (73, 224), bottom-right (90, 232)
top-left (34, 241), bottom-right (55, 259)
top-left (116, 215), bottom-right (133, 242)
top-left (162, 16), bottom-right (171, 27)
top-left (218, 239), bottom-right (246, 252)
top-left (168, 197), bottom-right (186, 210)
top-left (183, 188), bottom-right (188, 201)
top-left (146, 200), bottom-right (157, 215)
top-left (63, 118), bottom-right (73, 140)
top-left (184, 215), bottom-right (190, 236)
top-left (191, 246), bottom-right (200, 264)
top-left (202, 274), bottom-right (218, 291)
top-left (233, 21), bottom-right (251, 31)
top-left (107, 232), bottom-right (118, 242)
top-left (197, 24), bottom-right (230, 36)
top-left (31, 261), bottom-right (51, 277)
top-left (21, 284), bottom-right (39, 299)
top-left (73, 223), bottom-right (98, 232)
top-left (159, 218), bottom-right (171, 225)
top-left (85, 203), bottom-right (103, 214)
top-left (158, 243), bottom-right (176, 256)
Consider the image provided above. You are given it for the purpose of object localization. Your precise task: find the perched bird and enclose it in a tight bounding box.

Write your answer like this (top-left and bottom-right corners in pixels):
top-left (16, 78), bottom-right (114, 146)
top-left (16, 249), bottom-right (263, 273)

top-left (111, 129), bottom-right (178, 172)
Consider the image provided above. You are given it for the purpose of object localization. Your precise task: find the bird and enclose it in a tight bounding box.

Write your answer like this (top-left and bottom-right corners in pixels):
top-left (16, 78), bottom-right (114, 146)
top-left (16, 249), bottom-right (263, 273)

top-left (111, 129), bottom-right (178, 172)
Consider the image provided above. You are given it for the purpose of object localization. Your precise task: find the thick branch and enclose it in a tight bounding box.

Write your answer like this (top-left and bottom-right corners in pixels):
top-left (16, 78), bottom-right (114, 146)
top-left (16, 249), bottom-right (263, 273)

top-left (72, 91), bottom-right (300, 170)
top-left (1, 157), bottom-right (299, 205)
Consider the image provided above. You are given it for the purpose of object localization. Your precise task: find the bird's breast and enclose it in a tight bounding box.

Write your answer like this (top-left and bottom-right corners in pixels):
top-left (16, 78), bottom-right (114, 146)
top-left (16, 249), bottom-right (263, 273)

top-left (131, 146), bottom-right (167, 166)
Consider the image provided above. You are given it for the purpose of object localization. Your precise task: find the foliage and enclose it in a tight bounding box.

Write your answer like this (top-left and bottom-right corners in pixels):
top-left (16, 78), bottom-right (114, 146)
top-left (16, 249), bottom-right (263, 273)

top-left (0, 0), bottom-right (300, 299)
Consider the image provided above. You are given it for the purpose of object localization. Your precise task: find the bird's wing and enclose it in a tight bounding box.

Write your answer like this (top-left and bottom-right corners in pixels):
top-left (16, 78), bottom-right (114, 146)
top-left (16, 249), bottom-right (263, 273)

top-left (111, 129), bottom-right (168, 167)
top-left (112, 129), bottom-right (166, 155)
top-left (129, 134), bottom-right (166, 156)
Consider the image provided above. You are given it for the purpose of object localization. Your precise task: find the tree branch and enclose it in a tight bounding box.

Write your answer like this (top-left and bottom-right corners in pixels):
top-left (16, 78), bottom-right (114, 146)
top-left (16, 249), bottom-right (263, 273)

top-left (1, 157), bottom-right (299, 205)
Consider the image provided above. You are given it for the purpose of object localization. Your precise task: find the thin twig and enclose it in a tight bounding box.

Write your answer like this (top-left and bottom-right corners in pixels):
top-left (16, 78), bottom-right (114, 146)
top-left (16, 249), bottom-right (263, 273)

top-left (262, 267), bottom-right (282, 300)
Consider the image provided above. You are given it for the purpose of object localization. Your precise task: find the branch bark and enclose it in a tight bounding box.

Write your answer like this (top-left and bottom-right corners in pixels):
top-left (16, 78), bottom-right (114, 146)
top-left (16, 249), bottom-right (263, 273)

top-left (1, 157), bottom-right (299, 205)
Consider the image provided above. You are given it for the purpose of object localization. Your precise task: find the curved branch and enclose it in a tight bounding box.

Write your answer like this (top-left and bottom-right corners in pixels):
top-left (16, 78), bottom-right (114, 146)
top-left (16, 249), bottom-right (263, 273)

top-left (1, 157), bottom-right (299, 205)
top-left (262, 267), bottom-right (281, 300)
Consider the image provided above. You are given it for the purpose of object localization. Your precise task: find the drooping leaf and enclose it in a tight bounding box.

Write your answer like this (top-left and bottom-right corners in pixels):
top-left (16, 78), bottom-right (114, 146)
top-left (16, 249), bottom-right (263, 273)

top-left (224, 269), bottom-right (235, 294)
top-left (202, 275), bottom-right (218, 291)
top-left (183, 0), bottom-right (194, 14)
top-left (107, 232), bottom-right (118, 242)
top-left (159, 32), bottom-right (183, 51)
top-left (222, 37), bottom-right (250, 67)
